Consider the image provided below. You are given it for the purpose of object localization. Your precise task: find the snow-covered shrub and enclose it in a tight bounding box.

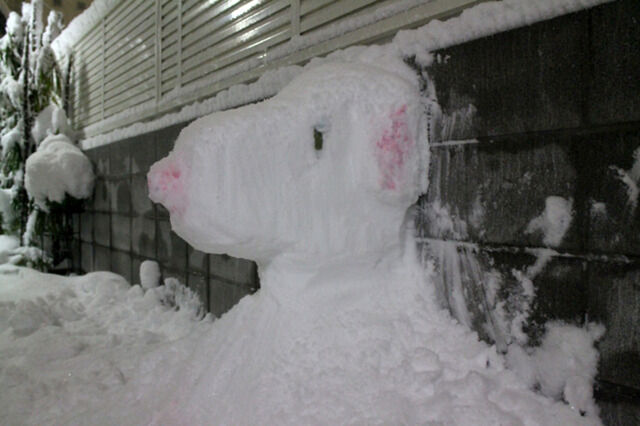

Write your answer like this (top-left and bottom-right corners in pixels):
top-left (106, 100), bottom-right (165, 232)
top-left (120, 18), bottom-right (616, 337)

top-left (25, 133), bottom-right (94, 209)
top-left (0, 1), bottom-right (92, 268)
top-left (152, 277), bottom-right (205, 321)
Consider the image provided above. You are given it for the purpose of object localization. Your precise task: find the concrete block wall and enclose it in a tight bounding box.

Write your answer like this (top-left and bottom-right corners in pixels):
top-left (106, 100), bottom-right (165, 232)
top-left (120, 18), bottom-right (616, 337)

top-left (415, 1), bottom-right (640, 423)
top-left (73, 123), bottom-right (259, 318)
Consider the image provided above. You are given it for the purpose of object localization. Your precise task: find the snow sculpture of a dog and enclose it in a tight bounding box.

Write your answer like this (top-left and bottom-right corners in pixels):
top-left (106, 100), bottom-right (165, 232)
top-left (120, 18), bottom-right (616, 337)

top-left (148, 63), bottom-right (428, 264)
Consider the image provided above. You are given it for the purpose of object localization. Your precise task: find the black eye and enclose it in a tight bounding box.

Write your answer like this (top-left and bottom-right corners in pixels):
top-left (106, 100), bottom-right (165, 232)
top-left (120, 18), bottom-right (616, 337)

top-left (313, 128), bottom-right (323, 151)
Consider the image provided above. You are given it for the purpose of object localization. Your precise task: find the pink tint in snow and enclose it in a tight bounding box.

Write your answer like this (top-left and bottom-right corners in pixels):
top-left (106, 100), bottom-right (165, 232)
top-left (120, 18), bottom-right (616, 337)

top-left (147, 155), bottom-right (188, 216)
top-left (375, 105), bottom-right (413, 191)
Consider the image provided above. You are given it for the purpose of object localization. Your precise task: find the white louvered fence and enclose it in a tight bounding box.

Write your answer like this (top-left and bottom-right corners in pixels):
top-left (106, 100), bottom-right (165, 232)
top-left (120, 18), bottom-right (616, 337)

top-left (68, 0), bottom-right (481, 137)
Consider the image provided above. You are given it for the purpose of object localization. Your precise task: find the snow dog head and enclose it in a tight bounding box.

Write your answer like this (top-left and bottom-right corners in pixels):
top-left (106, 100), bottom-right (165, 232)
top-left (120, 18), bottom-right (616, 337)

top-left (148, 63), bottom-right (428, 263)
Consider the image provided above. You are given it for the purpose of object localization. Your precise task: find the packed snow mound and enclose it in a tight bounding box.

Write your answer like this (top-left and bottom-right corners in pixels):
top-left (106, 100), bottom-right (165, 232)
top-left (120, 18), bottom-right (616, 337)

top-left (0, 266), bottom-right (208, 424)
top-left (140, 260), bottom-right (161, 289)
top-left (25, 133), bottom-right (94, 208)
top-left (149, 62), bottom-right (429, 263)
top-left (507, 321), bottom-right (605, 417)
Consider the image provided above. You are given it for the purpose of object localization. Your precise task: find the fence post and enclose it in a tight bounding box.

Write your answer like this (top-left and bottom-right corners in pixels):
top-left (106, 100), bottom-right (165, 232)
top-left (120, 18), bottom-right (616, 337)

top-left (177, 0), bottom-right (182, 89)
top-left (155, 0), bottom-right (162, 103)
top-left (100, 18), bottom-right (105, 121)
top-left (291, 0), bottom-right (301, 36)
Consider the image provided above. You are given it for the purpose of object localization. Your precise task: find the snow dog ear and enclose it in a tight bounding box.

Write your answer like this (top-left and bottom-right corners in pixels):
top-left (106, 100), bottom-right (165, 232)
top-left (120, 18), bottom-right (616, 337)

top-left (374, 104), bottom-right (415, 193)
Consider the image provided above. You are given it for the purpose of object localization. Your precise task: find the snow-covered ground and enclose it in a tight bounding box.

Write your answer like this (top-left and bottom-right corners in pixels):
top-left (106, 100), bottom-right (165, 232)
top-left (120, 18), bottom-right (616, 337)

top-left (0, 264), bottom-right (207, 425)
top-left (0, 253), bottom-right (600, 425)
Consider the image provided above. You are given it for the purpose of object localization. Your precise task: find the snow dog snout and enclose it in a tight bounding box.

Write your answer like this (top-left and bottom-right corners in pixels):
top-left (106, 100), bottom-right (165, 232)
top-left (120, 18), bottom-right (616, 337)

top-left (148, 155), bottom-right (188, 216)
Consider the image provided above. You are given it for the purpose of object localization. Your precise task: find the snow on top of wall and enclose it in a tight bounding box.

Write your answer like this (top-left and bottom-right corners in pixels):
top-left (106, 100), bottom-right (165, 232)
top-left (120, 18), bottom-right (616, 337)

top-left (393, 0), bottom-right (612, 62)
top-left (79, 0), bottom-right (612, 150)
top-left (51, 0), bottom-right (119, 55)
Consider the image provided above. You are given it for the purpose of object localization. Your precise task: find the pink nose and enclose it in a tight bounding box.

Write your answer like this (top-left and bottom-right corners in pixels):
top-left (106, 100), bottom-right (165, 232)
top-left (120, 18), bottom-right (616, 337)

top-left (147, 156), bottom-right (188, 216)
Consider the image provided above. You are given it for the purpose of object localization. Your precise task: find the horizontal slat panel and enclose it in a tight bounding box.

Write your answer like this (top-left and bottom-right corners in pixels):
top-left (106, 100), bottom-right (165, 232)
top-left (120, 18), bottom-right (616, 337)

top-left (104, 0), bottom-right (149, 40)
top-left (73, 100), bottom-right (101, 121)
top-left (73, 91), bottom-right (101, 111)
top-left (101, 54), bottom-right (154, 97)
top-left (301, 0), bottom-right (382, 34)
top-left (183, 0), bottom-right (263, 35)
top-left (106, 0), bottom-right (143, 26)
top-left (161, 75), bottom-right (177, 95)
top-left (75, 59), bottom-right (102, 81)
top-left (105, 10), bottom-right (154, 60)
top-left (76, 35), bottom-right (104, 69)
top-left (162, 7), bottom-right (178, 29)
top-left (104, 60), bottom-right (155, 96)
top-left (182, 2), bottom-right (289, 68)
top-left (300, 0), bottom-right (335, 16)
top-left (182, 0), bottom-right (243, 28)
top-left (104, 90), bottom-right (154, 118)
top-left (161, 32), bottom-right (178, 55)
top-left (77, 46), bottom-right (103, 71)
top-left (75, 71), bottom-right (103, 92)
top-left (74, 23), bottom-right (102, 52)
top-left (162, 58), bottom-right (177, 78)
top-left (73, 90), bottom-right (101, 108)
top-left (161, 0), bottom-right (175, 16)
top-left (104, 61), bottom-right (154, 95)
top-left (104, 31), bottom-right (154, 75)
top-left (181, 0), bottom-right (201, 15)
top-left (104, 30), bottom-right (154, 72)
top-left (103, 60), bottom-right (154, 102)
top-left (73, 97), bottom-right (101, 117)
top-left (84, 112), bottom-right (104, 126)
top-left (183, 25), bottom-right (290, 85)
top-left (182, 0), bottom-right (286, 57)
top-left (162, 25), bottom-right (178, 47)
top-left (104, 81), bottom-right (154, 112)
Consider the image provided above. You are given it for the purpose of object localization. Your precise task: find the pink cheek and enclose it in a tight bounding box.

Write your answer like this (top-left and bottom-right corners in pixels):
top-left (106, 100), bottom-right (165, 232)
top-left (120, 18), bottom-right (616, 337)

top-left (375, 105), bottom-right (414, 191)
